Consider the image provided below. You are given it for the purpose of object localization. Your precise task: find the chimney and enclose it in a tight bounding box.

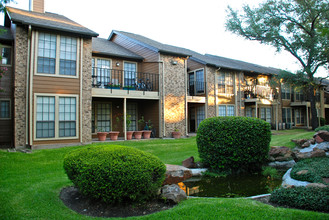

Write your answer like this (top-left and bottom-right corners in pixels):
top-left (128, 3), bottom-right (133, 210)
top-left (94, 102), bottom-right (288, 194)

top-left (29, 0), bottom-right (44, 13)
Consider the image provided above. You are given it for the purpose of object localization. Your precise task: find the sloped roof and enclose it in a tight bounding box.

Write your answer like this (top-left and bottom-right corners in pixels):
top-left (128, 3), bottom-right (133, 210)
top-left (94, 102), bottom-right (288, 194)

top-left (92, 38), bottom-right (143, 60)
top-left (0, 26), bottom-right (13, 41)
top-left (109, 30), bottom-right (280, 75)
top-left (6, 7), bottom-right (98, 37)
top-left (109, 30), bottom-right (191, 57)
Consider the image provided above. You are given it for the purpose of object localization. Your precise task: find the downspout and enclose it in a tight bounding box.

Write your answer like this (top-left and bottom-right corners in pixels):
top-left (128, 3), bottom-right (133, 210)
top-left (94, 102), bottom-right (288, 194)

top-left (79, 38), bottom-right (83, 143)
top-left (234, 73), bottom-right (237, 116)
top-left (26, 25), bottom-right (32, 147)
top-left (239, 72), bottom-right (242, 116)
top-left (158, 59), bottom-right (165, 137)
top-left (184, 58), bottom-right (188, 137)
top-left (215, 67), bottom-right (221, 116)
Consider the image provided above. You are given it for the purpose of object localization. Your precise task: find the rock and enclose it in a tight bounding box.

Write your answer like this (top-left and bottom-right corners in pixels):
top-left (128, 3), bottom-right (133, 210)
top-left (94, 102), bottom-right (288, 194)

top-left (282, 168), bottom-right (310, 187)
top-left (268, 146), bottom-right (293, 161)
top-left (163, 164), bottom-right (192, 185)
top-left (268, 160), bottom-right (296, 169)
top-left (194, 161), bottom-right (204, 168)
top-left (161, 184), bottom-right (187, 204)
top-left (306, 183), bottom-right (328, 188)
top-left (182, 156), bottom-right (196, 168)
top-left (315, 142), bottom-right (329, 152)
top-left (190, 168), bottom-right (207, 176)
top-left (313, 130), bottom-right (329, 143)
top-left (291, 139), bottom-right (309, 148)
top-left (296, 170), bottom-right (309, 175)
top-left (301, 141), bottom-right (311, 148)
top-left (292, 151), bottom-right (311, 161)
top-left (310, 149), bottom-right (326, 158)
top-left (309, 139), bottom-right (316, 145)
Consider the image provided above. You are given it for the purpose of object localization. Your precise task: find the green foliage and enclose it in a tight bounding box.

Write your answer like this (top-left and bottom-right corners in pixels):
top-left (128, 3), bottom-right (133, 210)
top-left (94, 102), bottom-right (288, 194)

top-left (320, 117), bottom-right (326, 126)
top-left (270, 187), bottom-right (329, 212)
top-left (262, 166), bottom-right (280, 179)
top-left (290, 157), bottom-right (329, 184)
top-left (63, 145), bottom-right (166, 204)
top-left (315, 125), bottom-right (329, 132)
top-left (196, 116), bottom-right (271, 174)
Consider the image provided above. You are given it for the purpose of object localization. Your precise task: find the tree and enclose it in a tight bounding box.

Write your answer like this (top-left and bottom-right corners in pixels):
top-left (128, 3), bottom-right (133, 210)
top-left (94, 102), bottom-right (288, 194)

top-left (226, 0), bottom-right (329, 130)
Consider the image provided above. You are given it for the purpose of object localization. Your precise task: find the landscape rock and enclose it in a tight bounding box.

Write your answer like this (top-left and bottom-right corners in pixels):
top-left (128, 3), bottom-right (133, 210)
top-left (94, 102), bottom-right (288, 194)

top-left (282, 168), bottom-right (310, 187)
top-left (291, 139), bottom-right (309, 148)
top-left (163, 164), bottom-right (192, 185)
top-left (301, 141), bottom-right (311, 148)
top-left (292, 151), bottom-right (311, 161)
top-left (310, 149), bottom-right (326, 158)
top-left (306, 183), bottom-right (328, 188)
top-left (268, 146), bottom-right (293, 161)
top-left (268, 160), bottom-right (296, 169)
top-left (182, 156), bottom-right (196, 168)
top-left (161, 184), bottom-right (187, 204)
top-left (296, 170), bottom-right (309, 175)
top-left (313, 130), bottom-right (329, 143)
top-left (315, 142), bottom-right (329, 152)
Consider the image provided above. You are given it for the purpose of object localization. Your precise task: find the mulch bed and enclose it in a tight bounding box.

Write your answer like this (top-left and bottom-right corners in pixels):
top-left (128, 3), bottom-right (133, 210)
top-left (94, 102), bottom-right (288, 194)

top-left (60, 187), bottom-right (175, 218)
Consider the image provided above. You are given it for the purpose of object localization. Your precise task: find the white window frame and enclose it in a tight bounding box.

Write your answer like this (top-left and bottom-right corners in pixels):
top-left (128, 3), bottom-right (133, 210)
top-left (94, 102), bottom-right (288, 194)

top-left (0, 46), bottom-right (12, 66)
top-left (34, 93), bottom-right (79, 141)
top-left (0, 98), bottom-right (11, 120)
top-left (217, 72), bottom-right (234, 94)
top-left (281, 84), bottom-right (291, 100)
top-left (92, 101), bottom-right (112, 134)
top-left (260, 107), bottom-right (271, 123)
top-left (282, 107), bottom-right (292, 124)
top-left (123, 61), bottom-right (138, 87)
top-left (35, 32), bottom-right (80, 78)
top-left (218, 105), bottom-right (235, 116)
top-left (92, 57), bottom-right (112, 88)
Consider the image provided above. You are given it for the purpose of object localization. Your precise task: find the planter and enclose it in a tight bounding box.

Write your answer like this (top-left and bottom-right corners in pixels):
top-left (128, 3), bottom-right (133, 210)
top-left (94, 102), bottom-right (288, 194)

top-left (126, 131), bottom-right (134, 140)
top-left (143, 130), bottom-right (152, 139)
top-left (97, 132), bottom-right (108, 141)
top-left (123, 87), bottom-right (136, 90)
top-left (172, 131), bottom-right (181, 139)
top-left (134, 131), bottom-right (143, 140)
top-left (109, 131), bottom-right (120, 141)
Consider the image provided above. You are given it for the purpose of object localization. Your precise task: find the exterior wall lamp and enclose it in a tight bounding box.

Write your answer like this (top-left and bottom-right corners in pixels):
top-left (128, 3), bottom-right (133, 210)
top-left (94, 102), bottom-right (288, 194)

top-left (171, 60), bottom-right (178, 65)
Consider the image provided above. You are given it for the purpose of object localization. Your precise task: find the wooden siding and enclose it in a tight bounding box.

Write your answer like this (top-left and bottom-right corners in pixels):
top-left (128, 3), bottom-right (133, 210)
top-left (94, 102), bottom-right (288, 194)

top-left (187, 59), bottom-right (205, 71)
top-left (33, 76), bottom-right (80, 94)
top-left (33, 139), bottom-right (80, 146)
top-left (32, 0), bottom-right (44, 13)
top-left (112, 34), bottom-right (159, 62)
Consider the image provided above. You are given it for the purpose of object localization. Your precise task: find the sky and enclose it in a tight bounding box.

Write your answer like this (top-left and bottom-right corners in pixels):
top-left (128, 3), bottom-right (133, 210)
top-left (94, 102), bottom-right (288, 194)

top-left (1, 0), bottom-right (327, 77)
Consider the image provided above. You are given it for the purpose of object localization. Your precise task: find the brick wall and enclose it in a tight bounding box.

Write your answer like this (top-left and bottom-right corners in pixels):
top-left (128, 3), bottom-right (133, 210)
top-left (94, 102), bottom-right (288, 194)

top-left (206, 66), bottom-right (216, 118)
top-left (161, 54), bottom-right (186, 137)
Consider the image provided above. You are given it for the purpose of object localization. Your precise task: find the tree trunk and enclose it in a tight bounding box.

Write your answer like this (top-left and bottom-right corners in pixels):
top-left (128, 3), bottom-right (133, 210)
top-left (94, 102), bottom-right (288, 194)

top-left (309, 85), bottom-right (319, 130)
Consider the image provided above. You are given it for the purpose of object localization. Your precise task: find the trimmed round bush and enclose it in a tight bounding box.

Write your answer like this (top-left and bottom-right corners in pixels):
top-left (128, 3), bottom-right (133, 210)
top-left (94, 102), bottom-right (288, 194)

top-left (196, 116), bottom-right (271, 173)
top-left (315, 125), bottom-right (329, 132)
top-left (270, 187), bottom-right (329, 212)
top-left (63, 145), bottom-right (166, 204)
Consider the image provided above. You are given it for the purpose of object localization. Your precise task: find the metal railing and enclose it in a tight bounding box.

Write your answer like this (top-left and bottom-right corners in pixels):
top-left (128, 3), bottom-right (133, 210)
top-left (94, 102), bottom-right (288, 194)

top-left (243, 85), bottom-right (276, 100)
top-left (92, 68), bottom-right (159, 92)
top-left (188, 81), bottom-right (206, 96)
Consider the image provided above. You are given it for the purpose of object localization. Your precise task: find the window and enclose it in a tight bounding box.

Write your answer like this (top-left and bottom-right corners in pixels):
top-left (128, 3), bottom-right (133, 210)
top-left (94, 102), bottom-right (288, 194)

top-left (0, 99), bottom-right (10, 119)
top-left (96, 103), bottom-right (111, 132)
top-left (246, 108), bottom-right (254, 117)
top-left (316, 90), bottom-right (320, 102)
top-left (295, 108), bottom-right (305, 124)
top-left (1, 47), bottom-right (11, 65)
top-left (92, 58), bottom-right (111, 87)
top-left (281, 84), bottom-right (291, 100)
top-left (282, 108), bottom-right (292, 124)
top-left (37, 32), bottom-right (78, 77)
top-left (197, 106), bottom-right (205, 129)
top-left (188, 69), bottom-right (205, 95)
top-left (124, 62), bottom-right (137, 87)
top-left (196, 69), bottom-right (205, 93)
top-left (260, 107), bottom-right (271, 123)
top-left (218, 105), bottom-right (235, 116)
top-left (127, 103), bottom-right (137, 131)
top-left (35, 95), bottom-right (78, 139)
top-left (295, 89), bottom-right (304, 101)
top-left (217, 72), bottom-right (233, 94)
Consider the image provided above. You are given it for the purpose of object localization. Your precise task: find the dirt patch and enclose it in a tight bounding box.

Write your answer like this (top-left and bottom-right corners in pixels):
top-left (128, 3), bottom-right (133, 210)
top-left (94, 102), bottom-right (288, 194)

top-left (60, 186), bottom-right (175, 218)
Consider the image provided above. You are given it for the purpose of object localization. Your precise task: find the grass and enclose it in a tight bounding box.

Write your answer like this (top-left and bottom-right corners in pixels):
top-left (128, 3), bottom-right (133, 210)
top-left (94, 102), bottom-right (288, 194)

top-left (270, 129), bottom-right (314, 148)
top-left (1, 129), bottom-right (327, 219)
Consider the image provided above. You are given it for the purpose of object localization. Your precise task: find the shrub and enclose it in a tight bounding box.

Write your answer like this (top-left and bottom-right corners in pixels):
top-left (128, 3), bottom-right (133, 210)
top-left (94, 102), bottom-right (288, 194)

top-left (315, 125), bottom-right (329, 132)
top-left (320, 117), bottom-right (326, 126)
top-left (270, 187), bottom-right (329, 212)
top-left (196, 116), bottom-right (271, 174)
top-left (290, 157), bottom-right (329, 184)
top-left (63, 145), bottom-right (166, 204)
top-left (262, 166), bottom-right (280, 179)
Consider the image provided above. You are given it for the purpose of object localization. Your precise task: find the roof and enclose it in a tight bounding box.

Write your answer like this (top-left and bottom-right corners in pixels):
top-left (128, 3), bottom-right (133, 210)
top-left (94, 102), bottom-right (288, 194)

top-left (6, 7), bottom-right (98, 38)
top-left (109, 30), bottom-right (280, 75)
top-left (109, 30), bottom-right (191, 57)
top-left (0, 26), bottom-right (13, 41)
top-left (92, 38), bottom-right (143, 60)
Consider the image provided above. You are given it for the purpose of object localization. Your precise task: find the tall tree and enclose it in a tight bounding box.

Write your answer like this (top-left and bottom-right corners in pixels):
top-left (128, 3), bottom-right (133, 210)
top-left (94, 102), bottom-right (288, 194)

top-left (226, 0), bottom-right (329, 130)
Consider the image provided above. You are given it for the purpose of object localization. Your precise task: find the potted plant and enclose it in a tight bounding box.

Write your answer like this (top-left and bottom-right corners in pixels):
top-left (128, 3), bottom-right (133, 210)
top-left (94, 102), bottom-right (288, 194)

top-left (106, 82), bottom-right (121, 89)
top-left (96, 127), bottom-right (108, 141)
top-left (172, 127), bottom-right (181, 139)
top-left (123, 85), bottom-right (136, 90)
top-left (139, 116), bottom-right (152, 139)
top-left (116, 113), bottom-right (134, 140)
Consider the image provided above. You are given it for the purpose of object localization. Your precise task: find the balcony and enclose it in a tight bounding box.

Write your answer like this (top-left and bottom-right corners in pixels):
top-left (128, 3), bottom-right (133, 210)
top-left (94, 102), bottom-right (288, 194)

top-left (243, 85), bottom-right (276, 102)
top-left (188, 81), bottom-right (206, 96)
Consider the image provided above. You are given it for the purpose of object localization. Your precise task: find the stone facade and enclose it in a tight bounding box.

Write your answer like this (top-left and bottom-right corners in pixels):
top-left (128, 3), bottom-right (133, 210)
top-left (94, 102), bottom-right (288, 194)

top-left (13, 26), bottom-right (28, 147)
top-left (206, 66), bottom-right (216, 118)
top-left (161, 54), bottom-right (186, 137)
top-left (81, 38), bottom-right (92, 143)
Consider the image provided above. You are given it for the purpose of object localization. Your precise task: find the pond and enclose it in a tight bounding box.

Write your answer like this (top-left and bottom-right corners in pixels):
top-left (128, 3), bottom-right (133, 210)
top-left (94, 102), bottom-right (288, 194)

top-left (180, 174), bottom-right (282, 198)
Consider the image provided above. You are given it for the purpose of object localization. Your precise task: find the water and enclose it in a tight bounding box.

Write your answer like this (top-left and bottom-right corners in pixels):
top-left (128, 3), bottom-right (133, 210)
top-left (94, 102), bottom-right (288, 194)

top-left (181, 174), bottom-right (282, 198)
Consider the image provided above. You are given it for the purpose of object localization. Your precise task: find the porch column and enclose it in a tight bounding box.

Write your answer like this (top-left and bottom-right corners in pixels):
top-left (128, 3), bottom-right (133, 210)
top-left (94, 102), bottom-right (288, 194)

top-left (124, 98), bottom-right (127, 140)
top-left (306, 106), bottom-right (309, 128)
top-left (276, 103), bottom-right (278, 130)
top-left (255, 102), bottom-right (258, 118)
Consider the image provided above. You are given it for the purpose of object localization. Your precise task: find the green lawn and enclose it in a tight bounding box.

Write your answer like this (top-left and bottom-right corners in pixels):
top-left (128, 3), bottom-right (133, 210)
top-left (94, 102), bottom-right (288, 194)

top-left (1, 129), bottom-right (327, 219)
top-left (270, 129), bottom-right (314, 148)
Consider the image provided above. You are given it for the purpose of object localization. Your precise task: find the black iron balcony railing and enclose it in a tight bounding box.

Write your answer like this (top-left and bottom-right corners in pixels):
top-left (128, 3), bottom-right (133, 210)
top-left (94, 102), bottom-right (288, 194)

top-left (243, 85), bottom-right (276, 100)
top-left (92, 67), bottom-right (159, 92)
top-left (188, 81), bottom-right (206, 96)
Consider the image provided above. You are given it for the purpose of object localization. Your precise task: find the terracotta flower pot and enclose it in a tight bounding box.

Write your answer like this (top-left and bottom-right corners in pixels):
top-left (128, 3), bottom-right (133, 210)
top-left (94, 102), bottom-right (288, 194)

top-left (143, 130), bottom-right (152, 139)
top-left (97, 132), bottom-right (108, 141)
top-left (109, 131), bottom-right (120, 141)
top-left (134, 131), bottom-right (143, 140)
top-left (126, 131), bottom-right (134, 140)
top-left (172, 131), bottom-right (181, 139)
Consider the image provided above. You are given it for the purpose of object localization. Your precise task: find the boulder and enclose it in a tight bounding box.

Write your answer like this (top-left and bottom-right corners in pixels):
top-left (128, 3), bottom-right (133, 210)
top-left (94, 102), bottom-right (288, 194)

top-left (292, 151), bottom-right (311, 161)
top-left (268, 160), bottom-right (296, 169)
top-left (313, 130), bottom-right (329, 143)
top-left (301, 141), bottom-right (311, 148)
top-left (296, 170), bottom-right (309, 175)
top-left (163, 164), bottom-right (192, 185)
top-left (182, 156), bottom-right (196, 168)
top-left (161, 184), bottom-right (187, 204)
top-left (268, 146), bottom-right (293, 161)
top-left (310, 149), bottom-right (326, 158)
top-left (306, 183), bottom-right (328, 188)
top-left (315, 142), bottom-right (329, 152)
top-left (291, 139), bottom-right (309, 148)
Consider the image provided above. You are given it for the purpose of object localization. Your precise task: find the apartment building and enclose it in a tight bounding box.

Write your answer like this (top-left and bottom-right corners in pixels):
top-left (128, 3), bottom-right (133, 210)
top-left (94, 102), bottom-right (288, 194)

top-left (0, 2), bottom-right (328, 148)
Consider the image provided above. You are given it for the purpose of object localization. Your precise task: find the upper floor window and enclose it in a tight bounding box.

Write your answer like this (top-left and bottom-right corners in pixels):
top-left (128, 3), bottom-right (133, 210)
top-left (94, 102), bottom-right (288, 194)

top-left (124, 62), bottom-right (137, 87)
top-left (92, 58), bottom-right (112, 88)
top-left (37, 32), bottom-right (78, 77)
top-left (295, 89), bottom-right (304, 102)
top-left (218, 105), bottom-right (235, 116)
top-left (281, 84), bottom-right (291, 100)
top-left (188, 69), bottom-right (205, 95)
top-left (217, 72), bottom-right (233, 94)
top-left (1, 47), bottom-right (11, 65)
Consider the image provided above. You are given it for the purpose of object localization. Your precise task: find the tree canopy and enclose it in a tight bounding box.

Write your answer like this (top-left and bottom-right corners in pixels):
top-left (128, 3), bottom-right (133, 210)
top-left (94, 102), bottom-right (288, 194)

top-left (226, 0), bottom-right (329, 129)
